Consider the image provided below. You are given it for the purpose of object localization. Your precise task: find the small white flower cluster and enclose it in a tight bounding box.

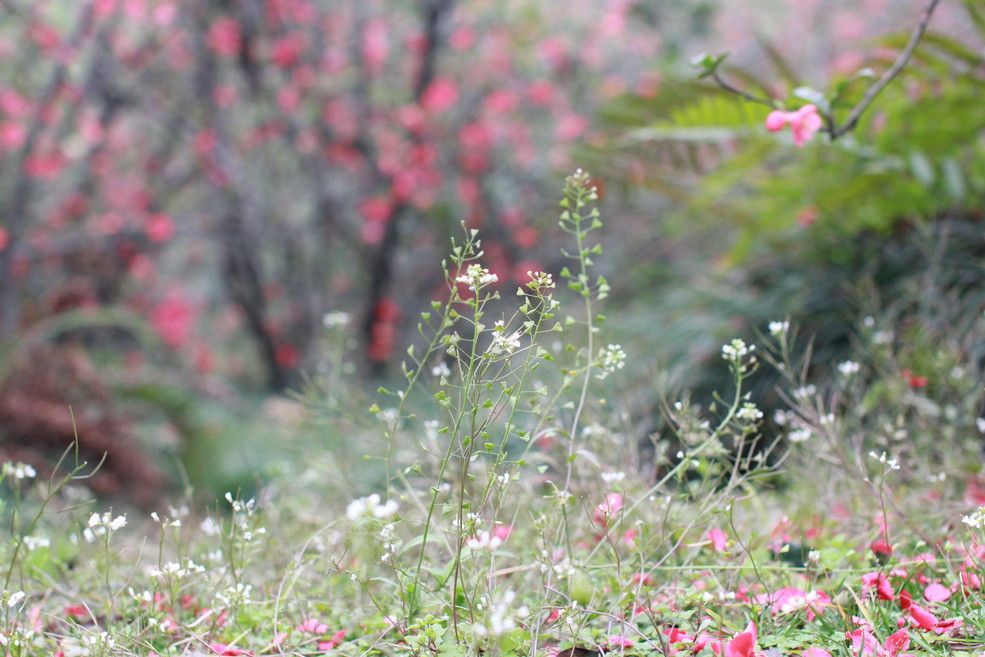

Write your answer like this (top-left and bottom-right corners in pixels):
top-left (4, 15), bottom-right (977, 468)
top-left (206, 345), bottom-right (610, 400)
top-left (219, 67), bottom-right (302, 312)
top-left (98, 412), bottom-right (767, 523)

top-left (3, 590), bottom-right (25, 608)
top-left (431, 361), bottom-right (451, 378)
top-left (150, 512), bottom-right (182, 528)
top-left (525, 271), bottom-right (555, 291)
top-left (869, 450), bottom-right (901, 471)
top-left (472, 589), bottom-right (527, 637)
top-left (962, 505), bottom-right (985, 529)
top-left (200, 517), bottom-right (220, 537)
top-left (455, 263), bottom-right (498, 291)
top-left (224, 493), bottom-right (256, 515)
top-left (216, 582), bottom-right (252, 608)
top-left (380, 523), bottom-right (400, 562)
top-left (83, 512), bottom-right (127, 543)
top-left (793, 384), bottom-right (817, 400)
top-left (466, 531), bottom-right (504, 551)
top-left (346, 494), bottom-right (399, 521)
top-left (721, 338), bottom-right (756, 371)
top-left (838, 360), bottom-right (861, 377)
top-left (768, 320), bottom-right (789, 337)
top-left (597, 344), bottom-right (626, 378)
top-left (872, 330), bottom-right (893, 345)
top-left (700, 589), bottom-right (736, 604)
top-left (977, 418), bottom-right (985, 434)
top-left (538, 550), bottom-right (576, 577)
top-left (147, 559), bottom-right (206, 580)
top-left (788, 428), bottom-right (812, 443)
top-left (60, 631), bottom-right (115, 657)
top-left (2, 462), bottom-right (36, 480)
top-left (487, 320), bottom-right (523, 357)
top-left (22, 535), bottom-right (49, 551)
top-left (322, 311), bottom-right (351, 328)
top-left (736, 402), bottom-right (764, 423)
top-left (600, 471), bottom-right (625, 484)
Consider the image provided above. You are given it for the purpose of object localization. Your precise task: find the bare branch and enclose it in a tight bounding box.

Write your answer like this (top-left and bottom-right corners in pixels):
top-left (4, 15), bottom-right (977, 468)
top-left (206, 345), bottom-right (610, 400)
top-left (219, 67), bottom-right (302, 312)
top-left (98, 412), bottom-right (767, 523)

top-left (828, 0), bottom-right (943, 139)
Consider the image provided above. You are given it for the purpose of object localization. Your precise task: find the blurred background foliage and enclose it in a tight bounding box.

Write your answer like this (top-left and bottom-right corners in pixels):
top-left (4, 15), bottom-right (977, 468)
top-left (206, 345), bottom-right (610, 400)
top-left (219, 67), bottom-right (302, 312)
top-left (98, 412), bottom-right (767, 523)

top-left (0, 0), bottom-right (982, 502)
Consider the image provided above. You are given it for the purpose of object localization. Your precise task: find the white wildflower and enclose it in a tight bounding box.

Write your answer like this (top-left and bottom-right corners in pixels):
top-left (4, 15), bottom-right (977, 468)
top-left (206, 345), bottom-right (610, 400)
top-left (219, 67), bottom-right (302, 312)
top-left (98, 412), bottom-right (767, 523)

top-left (455, 263), bottom-right (498, 291)
top-left (472, 589), bottom-right (520, 637)
top-left (600, 471), bottom-right (625, 484)
top-left (346, 494), bottom-right (398, 521)
top-left (868, 450), bottom-right (900, 471)
top-left (721, 338), bottom-right (753, 361)
top-left (736, 402), bottom-right (764, 422)
top-left (322, 311), bottom-right (351, 328)
top-left (22, 535), bottom-right (49, 551)
top-left (432, 361), bottom-right (451, 378)
top-left (793, 384), bottom-right (816, 400)
top-left (525, 271), bottom-right (555, 291)
top-left (597, 344), bottom-right (626, 378)
top-left (83, 512), bottom-right (127, 543)
top-left (2, 462), bottom-right (36, 480)
top-left (962, 506), bottom-right (985, 529)
top-left (788, 428), bottom-right (812, 443)
top-left (838, 360), bottom-right (860, 377)
top-left (487, 321), bottom-right (522, 357)
top-left (768, 320), bottom-right (789, 337)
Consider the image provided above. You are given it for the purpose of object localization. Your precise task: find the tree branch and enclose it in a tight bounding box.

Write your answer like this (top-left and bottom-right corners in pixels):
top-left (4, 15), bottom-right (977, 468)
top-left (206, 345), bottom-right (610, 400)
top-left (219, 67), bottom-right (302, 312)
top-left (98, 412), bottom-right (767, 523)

top-left (705, 0), bottom-right (942, 142)
top-left (828, 0), bottom-right (942, 139)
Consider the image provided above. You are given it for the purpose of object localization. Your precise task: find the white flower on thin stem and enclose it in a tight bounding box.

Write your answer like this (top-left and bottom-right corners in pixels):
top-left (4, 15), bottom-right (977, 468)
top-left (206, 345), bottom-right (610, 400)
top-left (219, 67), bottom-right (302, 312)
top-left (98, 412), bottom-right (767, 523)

top-left (838, 360), bottom-right (860, 377)
top-left (455, 263), bottom-right (498, 291)
top-left (346, 494), bottom-right (398, 521)
top-left (597, 344), bottom-right (626, 378)
top-left (2, 462), bottom-right (36, 480)
top-left (788, 428), bottom-right (812, 443)
top-left (736, 402), bottom-right (763, 422)
top-left (83, 512), bottom-right (127, 543)
top-left (487, 321), bottom-right (522, 357)
top-left (768, 320), bottom-right (789, 337)
top-left (322, 311), bottom-right (351, 328)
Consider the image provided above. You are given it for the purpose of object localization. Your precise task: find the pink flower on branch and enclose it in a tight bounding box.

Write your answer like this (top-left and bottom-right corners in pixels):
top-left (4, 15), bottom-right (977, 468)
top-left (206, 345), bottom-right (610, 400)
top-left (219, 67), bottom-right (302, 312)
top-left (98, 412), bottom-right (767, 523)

top-left (765, 104), bottom-right (824, 147)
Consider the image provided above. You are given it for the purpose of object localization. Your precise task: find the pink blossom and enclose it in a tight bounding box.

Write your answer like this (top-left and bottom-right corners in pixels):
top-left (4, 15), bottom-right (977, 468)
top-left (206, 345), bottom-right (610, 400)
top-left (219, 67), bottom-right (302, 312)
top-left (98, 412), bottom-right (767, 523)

top-left (923, 582), bottom-right (950, 602)
top-left (592, 492), bottom-right (624, 528)
top-left (724, 622), bottom-right (757, 657)
top-left (706, 527), bottom-right (728, 552)
top-left (492, 524), bottom-right (513, 543)
top-left (152, 292), bottom-right (194, 349)
top-left (605, 635), bottom-right (634, 649)
top-left (907, 604), bottom-right (938, 631)
top-left (145, 213), bottom-right (175, 243)
top-left (764, 104), bottom-right (823, 147)
top-left (846, 628), bottom-right (880, 657)
top-left (755, 587), bottom-right (830, 619)
top-left (0, 122), bottom-right (25, 151)
top-left (883, 629), bottom-right (911, 657)
top-left (361, 19), bottom-right (389, 76)
top-left (207, 18), bottom-right (241, 57)
top-left (765, 111), bottom-right (786, 132)
top-left (298, 618), bottom-right (329, 634)
top-left (802, 649), bottom-right (832, 657)
top-left (209, 644), bottom-right (252, 656)
top-left (861, 571), bottom-right (894, 601)
top-left (421, 78), bottom-right (459, 114)
top-left (932, 617), bottom-right (962, 636)
top-left (317, 629), bottom-right (346, 651)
